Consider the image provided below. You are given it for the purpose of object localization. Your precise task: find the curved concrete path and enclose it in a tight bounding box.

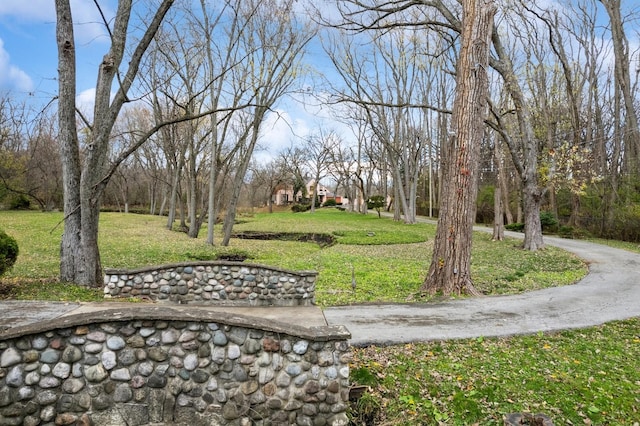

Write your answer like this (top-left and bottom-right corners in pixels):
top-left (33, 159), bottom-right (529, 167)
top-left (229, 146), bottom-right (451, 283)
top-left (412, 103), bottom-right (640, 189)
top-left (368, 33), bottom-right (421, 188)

top-left (323, 229), bottom-right (640, 346)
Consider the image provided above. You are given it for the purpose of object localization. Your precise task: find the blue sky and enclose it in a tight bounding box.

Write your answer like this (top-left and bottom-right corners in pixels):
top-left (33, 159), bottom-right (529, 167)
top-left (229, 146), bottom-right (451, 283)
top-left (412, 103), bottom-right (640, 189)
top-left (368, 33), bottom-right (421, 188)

top-left (0, 1), bottom-right (116, 105)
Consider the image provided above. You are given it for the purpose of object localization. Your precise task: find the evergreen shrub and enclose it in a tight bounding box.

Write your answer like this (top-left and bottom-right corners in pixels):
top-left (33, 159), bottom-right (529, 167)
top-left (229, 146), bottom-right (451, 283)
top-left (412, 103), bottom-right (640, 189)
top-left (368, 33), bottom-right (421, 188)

top-left (291, 204), bottom-right (311, 213)
top-left (0, 229), bottom-right (18, 276)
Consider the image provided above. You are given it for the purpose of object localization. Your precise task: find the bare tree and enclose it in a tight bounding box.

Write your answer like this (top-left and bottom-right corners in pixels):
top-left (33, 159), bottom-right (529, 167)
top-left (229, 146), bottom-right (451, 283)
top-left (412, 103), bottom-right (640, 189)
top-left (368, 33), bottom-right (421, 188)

top-left (219, 0), bottom-right (317, 246)
top-left (249, 158), bottom-right (288, 212)
top-left (280, 146), bottom-right (309, 203)
top-left (323, 24), bottom-right (445, 224)
top-left (0, 99), bottom-right (62, 210)
top-left (197, 0), bottom-right (246, 246)
top-left (326, 121), bottom-right (372, 213)
top-left (302, 129), bottom-right (340, 212)
top-left (600, 0), bottom-right (640, 174)
top-left (345, 0), bottom-right (547, 249)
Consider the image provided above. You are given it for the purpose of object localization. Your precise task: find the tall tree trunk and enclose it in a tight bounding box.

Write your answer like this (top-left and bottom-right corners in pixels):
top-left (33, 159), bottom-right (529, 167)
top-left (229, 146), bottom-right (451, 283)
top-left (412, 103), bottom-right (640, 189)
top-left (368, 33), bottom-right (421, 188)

top-left (166, 155), bottom-right (183, 230)
top-left (492, 137), bottom-right (504, 241)
top-left (392, 182), bottom-right (401, 221)
top-left (493, 181), bottom-right (504, 241)
top-left (56, 0), bottom-right (82, 283)
top-left (422, 0), bottom-right (495, 296)
top-left (498, 146), bottom-right (513, 225)
top-left (221, 118), bottom-right (263, 246)
top-left (206, 126), bottom-right (219, 244)
top-left (187, 138), bottom-right (200, 238)
top-left (490, 28), bottom-right (544, 250)
top-left (310, 177), bottom-right (319, 213)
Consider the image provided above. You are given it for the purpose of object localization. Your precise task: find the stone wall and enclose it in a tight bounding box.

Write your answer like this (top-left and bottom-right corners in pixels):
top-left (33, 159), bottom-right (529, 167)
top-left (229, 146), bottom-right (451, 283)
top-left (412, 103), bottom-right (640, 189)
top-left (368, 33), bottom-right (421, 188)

top-left (0, 306), bottom-right (351, 426)
top-left (103, 262), bottom-right (318, 306)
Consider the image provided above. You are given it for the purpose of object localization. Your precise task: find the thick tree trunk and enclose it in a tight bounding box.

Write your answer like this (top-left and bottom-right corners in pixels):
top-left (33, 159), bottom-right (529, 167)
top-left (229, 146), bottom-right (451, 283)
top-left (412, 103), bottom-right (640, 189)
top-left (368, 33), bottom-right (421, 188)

top-left (77, 201), bottom-right (102, 286)
top-left (55, 0), bottom-right (82, 283)
top-left (522, 181), bottom-right (544, 250)
top-left (391, 164), bottom-right (416, 224)
top-left (422, 0), bottom-right (495, 296)
top-left (392, 183), bottom-right (401, 221)
top-left (492, 182), bottom-right (504, 241)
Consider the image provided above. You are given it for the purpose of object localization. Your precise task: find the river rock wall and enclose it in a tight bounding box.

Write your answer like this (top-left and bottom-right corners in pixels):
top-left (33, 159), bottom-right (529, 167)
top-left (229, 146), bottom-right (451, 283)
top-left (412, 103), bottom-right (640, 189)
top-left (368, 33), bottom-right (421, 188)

top-left (103, 262), bottom-right (317, 306)
top-left (0, 307), bottom-right (351, 426)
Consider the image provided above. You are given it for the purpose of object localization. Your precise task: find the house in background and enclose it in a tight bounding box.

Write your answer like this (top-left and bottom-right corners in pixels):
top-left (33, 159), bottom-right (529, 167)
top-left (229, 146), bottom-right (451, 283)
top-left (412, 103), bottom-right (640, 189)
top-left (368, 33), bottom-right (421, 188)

top-left (272, 183), bottom-right (293, 205)
top-left (273, 179), bottom-right (342, 205)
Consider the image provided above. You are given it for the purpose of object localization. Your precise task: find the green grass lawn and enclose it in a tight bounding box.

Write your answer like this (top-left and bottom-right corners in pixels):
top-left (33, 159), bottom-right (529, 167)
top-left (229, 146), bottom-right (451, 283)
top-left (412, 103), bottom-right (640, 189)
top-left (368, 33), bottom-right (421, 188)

top-left (1, 208), bottom-right (637, 425)
top-left (351, 319), bottom-right (640, 425)
top-left (0, 208), bottom-right (586, 305)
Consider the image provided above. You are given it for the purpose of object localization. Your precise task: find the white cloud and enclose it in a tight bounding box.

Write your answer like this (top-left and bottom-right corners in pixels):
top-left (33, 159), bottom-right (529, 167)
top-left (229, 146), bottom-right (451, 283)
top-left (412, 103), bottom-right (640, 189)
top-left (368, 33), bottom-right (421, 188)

top-left (255, 95), bottom-right (358, 164)
top-left (256, 109), bottom-right (312, 162)
top-left (76, 87), bottom-right (127, 123)
top-left (0, 38), bottom-right (33, 92)
top-left (76, 87), bottom-right (96, 119)
top-left (0, 0), bottom-right (54, 21)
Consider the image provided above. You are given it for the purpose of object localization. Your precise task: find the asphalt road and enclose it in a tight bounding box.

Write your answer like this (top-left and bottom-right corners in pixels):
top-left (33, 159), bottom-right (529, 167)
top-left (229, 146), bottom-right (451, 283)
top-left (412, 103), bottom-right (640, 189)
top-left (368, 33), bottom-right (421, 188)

top-left (323, 226), bottom-right (640, 346)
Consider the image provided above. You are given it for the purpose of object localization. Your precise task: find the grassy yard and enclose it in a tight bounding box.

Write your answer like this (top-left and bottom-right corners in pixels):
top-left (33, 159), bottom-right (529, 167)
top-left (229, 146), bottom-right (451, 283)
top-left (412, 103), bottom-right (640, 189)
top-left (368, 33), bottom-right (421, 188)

top-left (0, 208), bottom-right (637, 425)
top-left (0, 208), bottom-right (586, 305)
top-left (351, 319), bottom-right (640, 425)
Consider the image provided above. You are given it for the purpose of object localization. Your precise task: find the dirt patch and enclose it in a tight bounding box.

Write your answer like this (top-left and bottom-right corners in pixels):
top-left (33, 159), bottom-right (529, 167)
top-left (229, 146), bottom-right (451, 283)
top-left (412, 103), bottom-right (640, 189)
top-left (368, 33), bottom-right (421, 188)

top-left (0, 281), bottom-right (15, 299)
top-left (215, 253), bottom-right (249, 262)
top-left (232, 231), bottom-right (336, 247)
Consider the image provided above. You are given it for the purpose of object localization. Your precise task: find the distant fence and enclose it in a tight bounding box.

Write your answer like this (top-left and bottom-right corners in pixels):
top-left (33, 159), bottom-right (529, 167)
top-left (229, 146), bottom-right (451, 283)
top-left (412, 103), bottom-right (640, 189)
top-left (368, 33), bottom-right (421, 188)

top-left (103, 261), bottom-right (317, 306)
top-left (0, 305), bottom-right (351, 425)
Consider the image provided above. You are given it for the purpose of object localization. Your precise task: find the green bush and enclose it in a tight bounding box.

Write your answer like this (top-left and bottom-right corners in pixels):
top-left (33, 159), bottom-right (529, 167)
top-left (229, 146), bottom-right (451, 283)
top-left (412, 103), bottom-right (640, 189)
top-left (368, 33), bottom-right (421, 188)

top-left (505, 222), bottom-right (525, 232)
top-left (0, 229), bottom-right (19, 276)
top-left (367, 195), bottom-right (386, 218)
top-left (506, 212), bottom-right (559, 234)
top-left (322, 199), bottom-right (338, 207)
top-left (611, 204), bottom-right (640, 242)
top-left (366, 195), bottom-right (385, 210)
top-left (558, 225), bottom-right (574, 238)
top-left (291, 204), bottom-right (311, 213)
top-left (9, 194), bottom-right (30, 210)
top-left (540, 211), bottom-right (559, 232)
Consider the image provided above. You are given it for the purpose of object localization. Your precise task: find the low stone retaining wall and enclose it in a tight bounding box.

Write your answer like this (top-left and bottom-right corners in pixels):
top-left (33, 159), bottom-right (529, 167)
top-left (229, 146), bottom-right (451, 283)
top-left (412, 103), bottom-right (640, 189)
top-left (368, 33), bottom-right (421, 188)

top-left (103, 262), bottom-right (318, 306)
top-left (0, 305), bottom-right (351, 425)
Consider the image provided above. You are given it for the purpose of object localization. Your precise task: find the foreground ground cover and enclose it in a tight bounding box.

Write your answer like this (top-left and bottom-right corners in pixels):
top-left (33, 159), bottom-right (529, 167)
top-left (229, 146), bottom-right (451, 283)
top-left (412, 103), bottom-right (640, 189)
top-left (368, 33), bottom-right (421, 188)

top-left (0, 209), bottom-right (586, 305)
top-left (350, 318), bottom-right (640, 425)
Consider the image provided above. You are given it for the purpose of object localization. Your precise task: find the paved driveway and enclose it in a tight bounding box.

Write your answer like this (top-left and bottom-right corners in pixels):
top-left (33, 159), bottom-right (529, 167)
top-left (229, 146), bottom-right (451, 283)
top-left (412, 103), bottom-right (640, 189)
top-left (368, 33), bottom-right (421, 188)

top-left (323, 227), bottom-right (640, 346)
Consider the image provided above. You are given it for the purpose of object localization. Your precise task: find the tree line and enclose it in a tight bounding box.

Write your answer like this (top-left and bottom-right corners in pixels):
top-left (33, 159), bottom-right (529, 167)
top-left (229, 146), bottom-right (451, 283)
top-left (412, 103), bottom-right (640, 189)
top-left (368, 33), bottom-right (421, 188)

top-left (0, 0), bottom-right (638, 288)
